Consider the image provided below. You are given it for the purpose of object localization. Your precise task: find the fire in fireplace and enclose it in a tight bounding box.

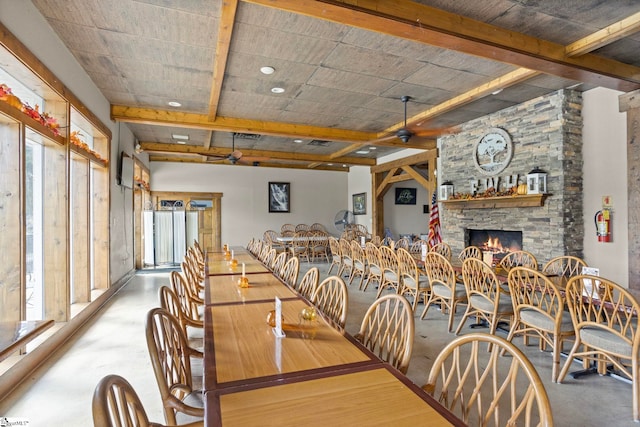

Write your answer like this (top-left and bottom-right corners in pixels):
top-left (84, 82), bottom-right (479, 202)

top-left (466, 229), bottom-right (523, 264)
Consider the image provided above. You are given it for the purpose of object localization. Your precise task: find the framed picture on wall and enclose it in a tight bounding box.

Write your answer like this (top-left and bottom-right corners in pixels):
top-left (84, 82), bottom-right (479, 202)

top-left (269, 182), bottom-right (290, 213)
top-left (352, 192), bottom-right (366, 215)
top-left (395, 188), bottom-right (417, 205)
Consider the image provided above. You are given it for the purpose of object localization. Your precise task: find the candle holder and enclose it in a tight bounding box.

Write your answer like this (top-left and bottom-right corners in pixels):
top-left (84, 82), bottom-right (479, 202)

top-left (230, 258), bottom-right (238, 268)
top-left (224, 250), bottom-right (231, 261)
top-left (238, 276), bottom-right (250, 288)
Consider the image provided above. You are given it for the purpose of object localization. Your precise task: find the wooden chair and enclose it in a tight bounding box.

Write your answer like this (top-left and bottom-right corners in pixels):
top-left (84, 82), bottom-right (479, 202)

top-left (369, 235), bottom-right (382, 246)
top-left (394, 236), bottom-right (411, 250)
top-left (171, 271), bottom-right (203, 322)
top-left (506, 267), bottom-right (574, 382)
top-left (423, 333), bottom-right (553, 427)
top-left (362, 242), bottom-right (383, 291)
top-left (380, 236), bottom-right (394, 248)
top-left (308, 231), bottom-right (330, 263)
top-left (429, 241), bottom-right (451, 260)
top-left (558, 275), bottom-right (640, 421)
top-left (396, 248), bottom-right (430, 311)
top-left (280, 223), bottom-right (295, 236)
top-left (258, 242), bottom-right (271, 262)
top-left (310, 222), bottom-right (327, 233)
top-left (354, 294), bottom-right (415, 374)
top-left (458, 245), bottom-right (482, 261)
top-left (280, 256), bottom-right (299, 288)
top-left (159, 285), bottom-right (203, 348)
top-left (338, 238), bottom-right (354, 280)
top-left (271, 251), bottom-right (288, 277)
top-left (409, 239), bottom-right (429, 255)
top-left (542, 255), bottom-right (587, 277)
top-left (92, 374), bottom-right (204, 427)
top-left (246, 238), bottom-right (257, 255)
top-left (311, 276), bottom-right (348, 328)
top-left (263, 229), bottom-right (286, 254)
top-left (145, 308), bottom-right (204, 425)
top-left (288, 231), bottom-right (310, 262)
top-left (349, 240), bottom-right (368, 288)
top-left (455, 258), bottom-right (514, 338)
top-left (327, 237), bottom-right (342, 275)
top-left (499, 250), bottom-right (538, 273)
top-left (295, 223), bottom-right (309, 232)
top-left (376, 246), bottom-right (400, 298)
top-left (297, 267), bottom-right (319, 300)
top-left (263, 248), bottom-right (277, 269)
top-left (420, 252), bottom-right (467, 332)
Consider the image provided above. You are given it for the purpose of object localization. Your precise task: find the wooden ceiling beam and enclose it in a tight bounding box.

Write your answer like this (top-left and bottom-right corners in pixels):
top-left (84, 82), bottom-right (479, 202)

top-left (113, 105), bottom-right (426, 149)
top-left (246, 0), bottom-right (640, 91)
top-left (208, 0), bottom-right (238, 120)
top-left (565, 11), bottom-right (640, 56)
top-left (148, 155), bottom-right (348, 171)
top-left (139, 141), bottom-right (376, 165)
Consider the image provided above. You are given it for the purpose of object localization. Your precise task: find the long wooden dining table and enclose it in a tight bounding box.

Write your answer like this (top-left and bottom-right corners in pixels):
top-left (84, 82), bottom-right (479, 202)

top-left (202, 246), bottom-right (465, 426)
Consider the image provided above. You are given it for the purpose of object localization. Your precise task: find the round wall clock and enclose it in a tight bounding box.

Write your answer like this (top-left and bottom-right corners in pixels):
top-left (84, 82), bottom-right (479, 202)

top-left (472, 127), bottom-right (513, 176)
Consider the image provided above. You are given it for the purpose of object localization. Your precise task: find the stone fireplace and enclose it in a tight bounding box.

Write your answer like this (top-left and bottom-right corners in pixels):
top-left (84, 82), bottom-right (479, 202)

top-left (467, 229), bottom-right (523, 265)
top-left (438, 89), bottom-right (584, 265)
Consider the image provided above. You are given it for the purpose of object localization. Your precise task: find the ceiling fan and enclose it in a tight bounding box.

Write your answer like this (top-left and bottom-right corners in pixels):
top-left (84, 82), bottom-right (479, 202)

top-left (369, 96), bottom-right (458, 144)
top-left (205, 133), bottom-right (268, 165)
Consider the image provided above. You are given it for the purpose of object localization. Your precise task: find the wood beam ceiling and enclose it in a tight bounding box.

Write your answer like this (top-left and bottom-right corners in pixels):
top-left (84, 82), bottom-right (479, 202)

top-left (207, 0), bottom-right (238, 120)
top-left (138, 142), bottom-right (376, 165)
top-left (148, 155), bottom-right (349, 171)
top-left (246, 0), bottom-right (640, 91)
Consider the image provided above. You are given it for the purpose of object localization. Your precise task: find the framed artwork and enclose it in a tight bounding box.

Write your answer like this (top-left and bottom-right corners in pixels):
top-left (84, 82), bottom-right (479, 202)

top-left (352, 192), bottom-right (366, 215)
top-left (269, 182), bottom-right (290, 213)
top-left (395, 188), bottom-right (417, 205)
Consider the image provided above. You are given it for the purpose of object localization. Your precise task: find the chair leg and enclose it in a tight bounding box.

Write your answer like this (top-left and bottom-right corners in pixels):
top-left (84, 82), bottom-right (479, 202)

top-left (454, 306), bottom-right (472, 335)
top-left (557, 339), bottom-right (581, 383)
top-left (552, 334), bottom-right (560, 383)
top-left (633, 355), bottom-right (639, 422)
top-left (446, 302), bottom-right (456, 333)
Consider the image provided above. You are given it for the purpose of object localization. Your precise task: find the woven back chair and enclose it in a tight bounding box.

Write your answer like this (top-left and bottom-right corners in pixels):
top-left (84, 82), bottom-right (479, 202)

top-left (376, 245), bottom-right (400, 298)
top-left (280, 256), bottom-right (299, 288)
top-left (498, 250), bottom-right (538, 273)
top-left (429, 242), bottom-right (452, 260)
top-left (558, 275), bottom-right (640, 421)
top-left (297, 267), bottom-right (319, 300)
top-left (349, 240), bottom-right (368, 288)
top-left (396, 248), bottom-right (429, 311)
top-left (327, 237), bottom-right (342, 275)
top-left (424, 333), bottom-right (553, 427)
top-left (355, 294), bottom-right (415, 374)
top-left (458, 245), bottom-right (482, 261)
top-left (362, 242), bottom-right (383, 291)
top-left (311, 276), bottom-right (348, 328)
top-left (271, 251), bottom-right (288, 277)
top-left (542, 255), bottom-right (587, 277)
top-left (421, 252), bottom-right (467, 332)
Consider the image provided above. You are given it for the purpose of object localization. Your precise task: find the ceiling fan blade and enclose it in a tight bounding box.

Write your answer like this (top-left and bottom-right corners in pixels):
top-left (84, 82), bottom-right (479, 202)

top-left (241, 156), bottom-right (270, 162)
top-left (367, 133), bottom-right (400, 144)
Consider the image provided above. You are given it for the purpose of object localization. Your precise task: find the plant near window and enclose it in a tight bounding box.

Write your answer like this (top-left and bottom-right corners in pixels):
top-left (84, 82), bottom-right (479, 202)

top-left (1, 83), bottom-right (61, 136)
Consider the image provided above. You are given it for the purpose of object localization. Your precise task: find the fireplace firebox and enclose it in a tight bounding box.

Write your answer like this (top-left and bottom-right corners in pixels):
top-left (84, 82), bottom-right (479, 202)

top-left (466, 229), bottom-right (523, 265)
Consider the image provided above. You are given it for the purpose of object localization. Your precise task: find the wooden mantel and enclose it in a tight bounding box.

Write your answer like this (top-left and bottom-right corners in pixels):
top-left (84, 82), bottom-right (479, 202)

top-left (441, 194), bottom-right (546, 209)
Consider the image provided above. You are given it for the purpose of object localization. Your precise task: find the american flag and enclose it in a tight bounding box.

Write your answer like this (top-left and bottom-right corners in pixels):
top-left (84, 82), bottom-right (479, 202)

top-left (427, 190), bottom-right (442, 248)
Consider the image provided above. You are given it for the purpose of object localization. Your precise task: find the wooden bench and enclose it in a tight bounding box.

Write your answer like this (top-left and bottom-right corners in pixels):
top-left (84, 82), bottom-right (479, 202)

top-left (0, 319), bottom-right (55, 362)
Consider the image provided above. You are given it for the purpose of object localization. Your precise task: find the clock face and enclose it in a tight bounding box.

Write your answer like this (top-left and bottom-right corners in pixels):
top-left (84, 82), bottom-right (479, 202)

top-left (472, 128), bottom-right (513, 176)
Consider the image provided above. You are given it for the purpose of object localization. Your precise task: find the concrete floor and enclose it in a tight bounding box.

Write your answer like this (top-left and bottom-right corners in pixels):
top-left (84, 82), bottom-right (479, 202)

top-left (0, 261), bottom-right (636, 426)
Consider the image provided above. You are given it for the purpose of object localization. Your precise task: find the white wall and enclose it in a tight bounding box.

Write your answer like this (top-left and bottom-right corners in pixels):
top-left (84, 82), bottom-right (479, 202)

top-left (151, 162), bottom-right (347, 245)
top-left (582, 87), bottom-right (628, 285)
top-left (0, 0), bottom-right (136, 283)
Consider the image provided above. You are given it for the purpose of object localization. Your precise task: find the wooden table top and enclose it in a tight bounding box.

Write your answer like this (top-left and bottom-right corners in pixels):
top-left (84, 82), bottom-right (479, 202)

top-left (206, 257), bottom-right (270, 276)
top-left (204, 272), bottom-right (298, 305)
top-left (206, 365), bottom-right (464, 426)
top-left (203, 298), bottom-right (375, 390)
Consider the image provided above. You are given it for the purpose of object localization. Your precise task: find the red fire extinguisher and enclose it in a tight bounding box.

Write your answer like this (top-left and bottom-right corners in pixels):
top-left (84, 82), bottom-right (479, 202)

top-left (595, 209), bottom-right (611, 242)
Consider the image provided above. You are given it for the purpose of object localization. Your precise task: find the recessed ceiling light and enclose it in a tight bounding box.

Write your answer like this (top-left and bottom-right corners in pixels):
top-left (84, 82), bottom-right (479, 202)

top-left (175, 140), bottom-right (187, 145)
top-left (327, 163), bottom-right (333, 166)
top-left (342, 164), bottom-right (347, 167)
top-left (491, 88), bottom-right (503, 95)
top-left (369, 146), bottom-right (377, 150)
top-left (172, 134), bottom-right (189, 141)
top-left (271, 87), bottom-right (285, 94)
top-left (355, 150), bottom-right (370, 154)
top-left (260, 66), bottom-right (275, 75)
top-left (168, 101), bottom-right (181, 107)
top-left (294, 139), bottom-right (303, 143)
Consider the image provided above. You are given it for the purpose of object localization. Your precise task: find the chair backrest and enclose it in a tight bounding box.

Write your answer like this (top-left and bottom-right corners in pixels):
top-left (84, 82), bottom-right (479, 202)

top-left (370, 235), bottom-right (382, 246)
top-left (297, 267), bottom-right (319, 299)
top-left (252, 239), bottom-right (263, 257)
top-left (295, 223), bottom-right (309, 232)
top-left (170, 271), bottom-right (200, 324)
top-left (145, 307), bottom-right (201, 425)
top-left (364, 242), bottom-right (382, 267)
top-left (461, 258), bottom-right (503, 307)
top-left (380, 236), bottom-right (394, 248)
top-left (263, 229), bottom-right (279, 244)
top-left (159, 285), bottom-right (186, 335)
top-left (263, 248), bottom-right (277, 268)
top-left (311, 276), bottom-right (348, 328)
top-left (396, 248), bottom-right (419, 285)
top-left (246, 238), bottom-right (257, 254)
top-left (423, 252), bottom-right (456, 288)
top-left (355, 294), bottom-right (415, 374)
top-left (499, 250), bottom-right (538, 272)
top-left (310, 222), bottom-right (327, 232)
top-left (328, 237), bottom-right (341, 260)
top-left (271, 251), bottom-right (288, 275)
top-left (394, 237), bottom-right (410, 250)
top-left (258, 242), bottom-right (271, 262)
top-left (281, 223), bottom-right (295, 235)
top-left (409, 239), bottom-right (429, 254)
top-left (458, 245), bottom-right (482, 261)
top-left (542, 255), bottom-right (587, 277)
top-left (508, 267), bottom-right (565, 327)
top-left (429, 242), bottom-right (451, 260)
top-left (350, 240), bottom-right (366, 266)
top-left (564, 275), bottom-right (640, 347)
top-left (92, 374), bottom-right (152, 427)
top-left (379, 245), bottom-right (399, 273)
top-left (424, 333), bottom-right (553, 427)
top-left (280, 256), bottom-right (299, 287)
top-left (339, 238), bottom-right (352, 260)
